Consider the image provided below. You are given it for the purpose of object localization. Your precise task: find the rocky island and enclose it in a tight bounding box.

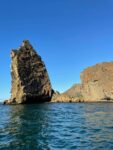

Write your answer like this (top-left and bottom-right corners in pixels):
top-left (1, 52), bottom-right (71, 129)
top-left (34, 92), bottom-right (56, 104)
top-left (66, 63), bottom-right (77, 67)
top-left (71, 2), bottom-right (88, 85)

top-left (4, 40), bottom-right (113, 104)
top-left (4, 40), bottom-right (52, 104)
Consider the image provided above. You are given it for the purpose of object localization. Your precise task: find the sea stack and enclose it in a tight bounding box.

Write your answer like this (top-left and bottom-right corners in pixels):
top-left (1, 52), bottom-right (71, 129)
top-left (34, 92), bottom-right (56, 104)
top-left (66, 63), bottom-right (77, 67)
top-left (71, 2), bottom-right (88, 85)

top-left (4, 40), bottom-right (52, 104)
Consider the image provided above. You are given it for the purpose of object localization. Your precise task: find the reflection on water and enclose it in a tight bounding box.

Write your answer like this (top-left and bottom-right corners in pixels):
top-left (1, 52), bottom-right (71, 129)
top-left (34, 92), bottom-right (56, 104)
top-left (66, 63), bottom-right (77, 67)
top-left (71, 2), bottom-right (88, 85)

top-left (0, 104), bottom-right (51, 150)
top-left (0, 103), bottom-right (113, 150)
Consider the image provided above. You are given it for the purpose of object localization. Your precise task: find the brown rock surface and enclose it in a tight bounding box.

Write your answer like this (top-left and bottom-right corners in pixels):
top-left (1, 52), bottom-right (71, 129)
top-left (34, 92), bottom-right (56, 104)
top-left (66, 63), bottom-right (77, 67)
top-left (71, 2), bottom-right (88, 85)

top-left (4, 40), bottom-right (113, 103)
top-left (51, 92), bottom-right (71, 102)
top-left (51, 93), bottom-right (84, 102)
top-left (52, 62), bottom-right (113, 102)
top-left (4, 40), bottom-right (52, 104)
top-left (51, 87), bottom-right (84, 103)
top-left (64, 84), bottom-right (83, 99)
top-left (81, 62), bottom-right (113, 101)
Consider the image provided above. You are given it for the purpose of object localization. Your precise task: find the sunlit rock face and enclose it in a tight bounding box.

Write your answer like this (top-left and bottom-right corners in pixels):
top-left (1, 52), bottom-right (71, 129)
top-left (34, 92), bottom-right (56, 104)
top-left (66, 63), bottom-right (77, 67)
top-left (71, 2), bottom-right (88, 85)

top-left (81, 62), bottom-right (113, 101)
top-left (4, 40), bottom-right (52, 104)
top-left (52, 62), bottom-right (113, 102)
top-left (64, 84), bottom-right (83, 98)
top-left (51, 87), bottom-right (84, 103)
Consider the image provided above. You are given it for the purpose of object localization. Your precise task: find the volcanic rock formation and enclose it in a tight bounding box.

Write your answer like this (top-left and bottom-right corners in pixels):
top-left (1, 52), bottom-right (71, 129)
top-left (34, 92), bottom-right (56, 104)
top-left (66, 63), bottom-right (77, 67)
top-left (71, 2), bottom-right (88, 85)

top-left (4, 40), bottom-right (52, 104)
top-left (4, 40), bottom-right (113, 104)
top-left (64, 84), bottom-right (83, 98)
top-left (81, 62), bottom-right (113, 101)
top-left (51, 85), bottom-right (84, 102)
top-left (52, 62), bottom-right (113, 102)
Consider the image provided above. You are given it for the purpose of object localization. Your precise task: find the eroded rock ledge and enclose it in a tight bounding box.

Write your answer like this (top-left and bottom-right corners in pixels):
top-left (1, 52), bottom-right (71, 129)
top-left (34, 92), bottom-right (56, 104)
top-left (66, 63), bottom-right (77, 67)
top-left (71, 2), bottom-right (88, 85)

top-left (4, 40), bottom-right (52, 104)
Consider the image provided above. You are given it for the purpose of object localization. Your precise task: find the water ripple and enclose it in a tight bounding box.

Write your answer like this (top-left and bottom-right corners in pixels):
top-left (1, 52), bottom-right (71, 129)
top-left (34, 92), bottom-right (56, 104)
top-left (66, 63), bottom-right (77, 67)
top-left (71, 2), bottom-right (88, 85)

top-left (0, 103), bottom-right (113, 150)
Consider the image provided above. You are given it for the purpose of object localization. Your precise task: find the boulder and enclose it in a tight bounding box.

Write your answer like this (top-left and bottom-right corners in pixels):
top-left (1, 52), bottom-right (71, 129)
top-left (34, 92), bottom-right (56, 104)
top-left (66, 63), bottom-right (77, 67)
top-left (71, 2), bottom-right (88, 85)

top-left (4, 40), bottom-right (52, 104)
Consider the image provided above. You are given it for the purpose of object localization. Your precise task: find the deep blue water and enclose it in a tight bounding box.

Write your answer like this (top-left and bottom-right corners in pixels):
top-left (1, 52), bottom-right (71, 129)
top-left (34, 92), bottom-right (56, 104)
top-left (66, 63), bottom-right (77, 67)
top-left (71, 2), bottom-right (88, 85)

top-left (0, 103), bottom-right (113, 150)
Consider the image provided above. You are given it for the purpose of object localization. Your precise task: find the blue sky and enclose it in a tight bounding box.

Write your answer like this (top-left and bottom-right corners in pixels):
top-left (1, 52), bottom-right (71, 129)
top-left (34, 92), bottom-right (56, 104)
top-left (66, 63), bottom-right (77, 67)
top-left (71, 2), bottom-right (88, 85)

top-left (0, 0), bottom-right (113, 100)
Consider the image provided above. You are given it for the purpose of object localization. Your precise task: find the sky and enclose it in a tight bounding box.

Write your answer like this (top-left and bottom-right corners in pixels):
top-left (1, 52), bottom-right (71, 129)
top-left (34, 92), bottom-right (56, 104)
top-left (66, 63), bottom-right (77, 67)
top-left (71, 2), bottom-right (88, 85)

top-left (0, 0), bottom-right (113, 100)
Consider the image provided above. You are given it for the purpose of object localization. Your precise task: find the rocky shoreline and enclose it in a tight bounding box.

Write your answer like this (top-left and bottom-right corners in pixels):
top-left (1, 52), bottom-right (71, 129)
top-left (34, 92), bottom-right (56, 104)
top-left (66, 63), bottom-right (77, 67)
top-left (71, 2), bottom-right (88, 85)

top-left (4, 40), bottom-right (113, 104)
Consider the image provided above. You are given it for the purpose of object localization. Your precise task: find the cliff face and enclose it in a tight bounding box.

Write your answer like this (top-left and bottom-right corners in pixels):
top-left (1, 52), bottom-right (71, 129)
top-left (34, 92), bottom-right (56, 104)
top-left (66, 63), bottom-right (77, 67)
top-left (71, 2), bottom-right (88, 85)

top-left (81, 62), bottom-right (113, 101)
top-left (4, 40), bottom-right (52, 104)
top-left (52, 62), bottom-right (113, 102)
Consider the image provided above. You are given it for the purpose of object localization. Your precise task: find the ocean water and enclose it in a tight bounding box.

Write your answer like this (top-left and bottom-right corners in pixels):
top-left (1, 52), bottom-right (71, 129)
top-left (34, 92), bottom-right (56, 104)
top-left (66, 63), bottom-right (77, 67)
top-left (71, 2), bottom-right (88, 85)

top-left (0, 103), bottom-right (113, 150)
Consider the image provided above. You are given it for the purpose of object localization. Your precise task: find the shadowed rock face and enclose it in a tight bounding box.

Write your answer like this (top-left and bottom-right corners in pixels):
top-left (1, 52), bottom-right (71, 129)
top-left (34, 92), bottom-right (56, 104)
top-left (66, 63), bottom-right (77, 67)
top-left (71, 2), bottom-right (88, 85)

top-left (4, 40), bottom-right (52, 104)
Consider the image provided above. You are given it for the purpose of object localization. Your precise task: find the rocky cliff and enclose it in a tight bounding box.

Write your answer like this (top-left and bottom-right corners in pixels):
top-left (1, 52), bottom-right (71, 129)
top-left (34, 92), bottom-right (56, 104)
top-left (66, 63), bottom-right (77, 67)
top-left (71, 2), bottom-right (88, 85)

top-left (4, 40), bottom-right (113, 103)
top-left (81, 62), bottom-right (113, 101)
top-left (4, 40), bottom-right (52, 104)
top-left (52, 62), bottom-right (113, 102)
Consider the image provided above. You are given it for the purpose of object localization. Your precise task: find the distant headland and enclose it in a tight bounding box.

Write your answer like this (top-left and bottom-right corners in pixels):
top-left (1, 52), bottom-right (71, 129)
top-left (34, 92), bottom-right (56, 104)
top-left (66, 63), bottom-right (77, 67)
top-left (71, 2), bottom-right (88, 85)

top-left (4, 40), bottom-right (113, 104)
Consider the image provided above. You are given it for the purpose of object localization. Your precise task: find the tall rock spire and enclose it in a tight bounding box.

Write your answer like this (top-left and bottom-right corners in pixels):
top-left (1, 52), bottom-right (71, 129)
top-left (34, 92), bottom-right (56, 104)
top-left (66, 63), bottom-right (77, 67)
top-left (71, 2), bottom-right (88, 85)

top-left (4, 40), bottom-right (52, 104)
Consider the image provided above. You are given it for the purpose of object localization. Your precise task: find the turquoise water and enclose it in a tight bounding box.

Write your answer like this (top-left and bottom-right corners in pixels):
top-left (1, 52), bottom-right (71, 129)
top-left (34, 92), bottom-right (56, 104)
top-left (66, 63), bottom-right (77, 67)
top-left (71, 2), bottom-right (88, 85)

top-left (0, 103), bottom-right (113, 150)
